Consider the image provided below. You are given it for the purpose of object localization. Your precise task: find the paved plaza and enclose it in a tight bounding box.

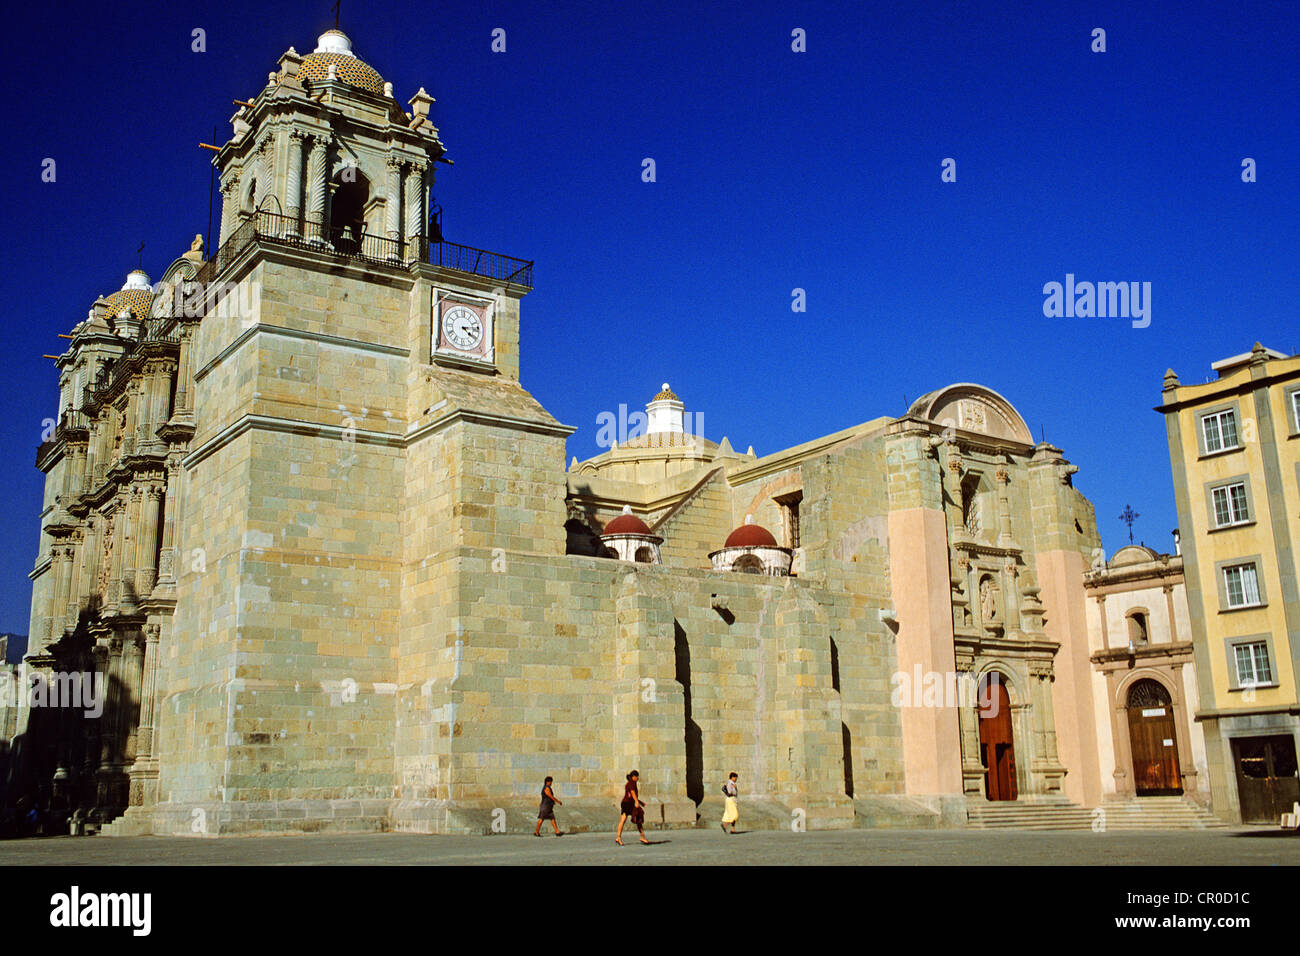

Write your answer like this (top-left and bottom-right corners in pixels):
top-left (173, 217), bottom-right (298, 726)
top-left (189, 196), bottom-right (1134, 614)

top-left (0, 826), bottom-right (1295, 866)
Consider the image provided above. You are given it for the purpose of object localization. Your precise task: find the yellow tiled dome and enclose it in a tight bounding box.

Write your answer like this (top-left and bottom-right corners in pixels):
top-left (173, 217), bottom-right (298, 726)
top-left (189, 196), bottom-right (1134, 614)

top-left (299, 31), bottom-right (385, 95)
top-left (653, 383), bottom-right (680, 402)
top-left (101, 271), bottom-right (155, 322)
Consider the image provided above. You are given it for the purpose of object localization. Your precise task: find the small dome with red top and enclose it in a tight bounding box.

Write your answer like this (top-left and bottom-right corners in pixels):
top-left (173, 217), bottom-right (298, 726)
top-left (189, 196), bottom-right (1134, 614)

top-left (724, 518), bottom-right (778, 548)
top-left (603, 506), bottom-right (652, 537)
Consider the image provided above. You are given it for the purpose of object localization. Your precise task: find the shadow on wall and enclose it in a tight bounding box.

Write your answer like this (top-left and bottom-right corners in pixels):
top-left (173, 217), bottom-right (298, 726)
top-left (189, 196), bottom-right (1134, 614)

top-left (831, 636), bottom-right (854, 798)
top-left (1, 611), bottom-right (132, 838)
top-left (564, 489), bottom-right (608, 557)
top-left (674, 620), bottom-right (704, 806)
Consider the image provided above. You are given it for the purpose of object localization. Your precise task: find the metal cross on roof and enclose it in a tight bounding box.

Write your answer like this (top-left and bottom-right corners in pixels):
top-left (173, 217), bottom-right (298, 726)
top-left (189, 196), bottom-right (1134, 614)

top-left (1119, 504), bottom-right (1140, 544)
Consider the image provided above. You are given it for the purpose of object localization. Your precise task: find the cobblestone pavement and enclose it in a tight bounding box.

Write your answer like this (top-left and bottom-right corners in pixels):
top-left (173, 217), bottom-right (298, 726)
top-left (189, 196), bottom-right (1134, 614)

top-left (0, 826), bottom-right (1295, 865)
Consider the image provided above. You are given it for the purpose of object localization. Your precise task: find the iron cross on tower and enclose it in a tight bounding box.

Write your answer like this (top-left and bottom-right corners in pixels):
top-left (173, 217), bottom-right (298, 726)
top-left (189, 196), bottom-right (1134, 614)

top-left (332, 0), bottom-right (341, 29)
top-left (1119, 504), bottom-right (1140, 544)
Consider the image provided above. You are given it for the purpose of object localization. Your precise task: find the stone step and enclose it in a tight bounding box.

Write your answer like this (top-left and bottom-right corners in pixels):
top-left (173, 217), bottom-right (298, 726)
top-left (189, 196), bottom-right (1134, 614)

top-left (1094, 801), bottom-right (1228, 829)
top-left (966, 803), bottom-right (1095, 830)
top-left (966, 797), bottom-right (1227, 830)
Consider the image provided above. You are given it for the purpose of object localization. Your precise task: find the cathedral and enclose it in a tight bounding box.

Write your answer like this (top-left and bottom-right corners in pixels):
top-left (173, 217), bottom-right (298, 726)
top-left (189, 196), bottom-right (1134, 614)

top-left (11, 28), bottom-right (1191, 835)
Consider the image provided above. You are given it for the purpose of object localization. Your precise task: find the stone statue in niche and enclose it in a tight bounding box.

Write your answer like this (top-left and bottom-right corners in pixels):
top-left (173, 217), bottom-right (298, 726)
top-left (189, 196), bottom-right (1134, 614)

top-left (980, 577), bottom-right (998, 622)
top-left (98, 514), bottom-right (115, 595)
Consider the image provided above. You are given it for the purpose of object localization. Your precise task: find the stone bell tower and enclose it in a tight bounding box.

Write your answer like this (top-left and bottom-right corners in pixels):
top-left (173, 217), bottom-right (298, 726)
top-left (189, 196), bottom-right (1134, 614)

top-left (144, 24), bottom-right (558, 834)
top-left (214, 28), bottom-right (444, 259)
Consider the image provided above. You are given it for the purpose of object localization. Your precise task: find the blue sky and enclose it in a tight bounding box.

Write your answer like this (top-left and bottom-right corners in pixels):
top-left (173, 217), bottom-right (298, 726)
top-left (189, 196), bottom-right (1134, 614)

top-left (0, 0), bottom-right (1295, 632)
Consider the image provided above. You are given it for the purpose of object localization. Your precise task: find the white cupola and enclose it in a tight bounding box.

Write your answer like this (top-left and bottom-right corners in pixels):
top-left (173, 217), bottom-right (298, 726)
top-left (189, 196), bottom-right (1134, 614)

top-left (647, 383), bottom-right (684, 435)
top-left (315, 29), bottom-right (357, 56)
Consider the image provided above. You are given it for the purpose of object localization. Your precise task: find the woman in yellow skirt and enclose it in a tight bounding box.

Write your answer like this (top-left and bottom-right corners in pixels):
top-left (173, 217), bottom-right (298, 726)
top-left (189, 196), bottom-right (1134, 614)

top-left (720, 772), bottom-right (739, 834)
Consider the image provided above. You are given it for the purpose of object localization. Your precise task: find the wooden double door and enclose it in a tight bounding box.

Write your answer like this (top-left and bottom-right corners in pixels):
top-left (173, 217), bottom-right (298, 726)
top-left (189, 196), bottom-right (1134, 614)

top-left (1126, 679), bottom-right (1183, 796)
top-left (1232, 735), bottom-right (1300, 824)
top-left (978, 674), bottom-right (1017, 801)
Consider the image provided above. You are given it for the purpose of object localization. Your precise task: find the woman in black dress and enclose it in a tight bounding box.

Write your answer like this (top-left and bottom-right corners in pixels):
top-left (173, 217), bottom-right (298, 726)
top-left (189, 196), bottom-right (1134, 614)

top-left (534, 776), bottom-right (563, 837)
top-left (616, 770), bottom-right (648, 845)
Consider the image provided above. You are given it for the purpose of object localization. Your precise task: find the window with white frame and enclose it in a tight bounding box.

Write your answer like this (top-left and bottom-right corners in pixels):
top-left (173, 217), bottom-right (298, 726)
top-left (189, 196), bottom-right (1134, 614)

top-left (1234, 641), bottom-right (1273, 687)
top-left (1201, 408), bottom-right (1239, 454)
top-left (1211, 481), bottom-right (1250, 527)
top-left (1292, 390), bottom-right (1300, 431)
top-left (1223, 563), bottom-right (1262, 608)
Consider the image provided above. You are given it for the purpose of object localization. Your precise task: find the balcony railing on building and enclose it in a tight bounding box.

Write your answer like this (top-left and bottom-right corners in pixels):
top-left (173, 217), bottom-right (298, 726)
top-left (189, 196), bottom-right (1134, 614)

top-left (197, 209), bottom-right (533, 289)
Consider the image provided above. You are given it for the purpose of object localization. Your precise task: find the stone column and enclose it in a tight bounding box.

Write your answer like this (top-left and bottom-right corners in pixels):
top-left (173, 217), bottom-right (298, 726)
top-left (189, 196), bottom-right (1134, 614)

top-left (995, 463), bottom-right (1014, 546)
top-left (76, 444), bottom-right (90, 495)
top-left (121, 388), bottom-right (139, 458)
top-left (404, 161), bottom-right (425, 261)
top-left (385, 158), bottom-right (402, 260)
top-left (121, 634), bottom-right (145, 765)
top-left (84, 423), bottom-right (100, 489)
top-left (94, 633), bottom-right (130, 817)
top-left (79, 519), bottom-right (100, 610)
top-left (155, 460), bottom-right (182, 591)
top-left (82, 638), bottom-right (106, 798)
top-left (957, 662), bottom-right (984, 795)
top-left (64, 534), bottom-right (84, 624)
top-left (109, 491), bottom-right (135, 611)
top-left (285, 129), bottom-right (305, 236)
top-left (942, 442), bottom-right (963, 530)
top-left (174, 327), bottom-right (195, 416)
top-left (134, 374), bottom-right (154, 450)
top-left (128, 623), bottom-right (162, 810)
top-left (93, 413), bottom-right (112, 484)
top-left (134, 624), bottom-right (161, 761)
top-left (1163, 583), bottom-right (1179, 642)
top-left (1002, 558), bottom-right (1022, 638)
top-left (151, 362), bottom-right (174, 439)
top-left (307, 137), bottom-right (329, 244)
top-left (46, 544), bottom-right (73, 644)
top-left (98, 636), bottom-right (123, 768)
top-left (1110, 676), bottom-right (1134, 798)
top-left (133, 369), bottom-right (159, 453)
top-left (218, 176), bottom-right (239, 246)
top-left (135, 485), bottom-right (163, 597)
top-left (1028, 661), bottom-right (1063, 794)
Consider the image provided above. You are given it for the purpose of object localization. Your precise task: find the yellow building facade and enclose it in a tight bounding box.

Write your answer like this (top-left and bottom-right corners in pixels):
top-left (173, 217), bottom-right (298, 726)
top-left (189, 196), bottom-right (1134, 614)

top-left (1158, 343), bottom-right (1300, 823)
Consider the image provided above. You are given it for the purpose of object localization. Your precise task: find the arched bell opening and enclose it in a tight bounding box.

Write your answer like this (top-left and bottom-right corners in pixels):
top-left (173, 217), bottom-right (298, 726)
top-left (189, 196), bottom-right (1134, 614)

top-left (329, 170), bottom-right (370, 254)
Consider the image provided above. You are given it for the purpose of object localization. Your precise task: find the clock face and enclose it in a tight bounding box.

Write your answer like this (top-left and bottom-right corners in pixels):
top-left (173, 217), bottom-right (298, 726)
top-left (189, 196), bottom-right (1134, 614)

top-left (442, 304), bottom-right (483, 351)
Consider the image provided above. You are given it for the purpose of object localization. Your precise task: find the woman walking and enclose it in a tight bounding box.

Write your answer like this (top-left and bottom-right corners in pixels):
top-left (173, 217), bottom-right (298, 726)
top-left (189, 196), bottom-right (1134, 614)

top-left (534, 776), bottom-right (563, 837)
top-left (720, 772), bottom-right (739, 834)
top-left (616, 770), bottom-right (649, 845)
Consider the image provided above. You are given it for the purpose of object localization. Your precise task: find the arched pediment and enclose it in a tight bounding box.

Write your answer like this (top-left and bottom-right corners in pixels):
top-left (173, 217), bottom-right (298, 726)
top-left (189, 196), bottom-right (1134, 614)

top-left (908, 383), bottom-right (1033, 444)
top-left (1110, 544), bottom-right (1159, 567)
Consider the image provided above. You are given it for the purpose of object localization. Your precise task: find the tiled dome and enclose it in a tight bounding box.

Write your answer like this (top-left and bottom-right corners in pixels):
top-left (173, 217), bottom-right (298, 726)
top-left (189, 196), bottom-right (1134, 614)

top-left (653, 383), bottom-right (679, 402)
top-left (299, 30), bottom-right (385, 96)
top-left (101, 270), bottom-right (156, 322)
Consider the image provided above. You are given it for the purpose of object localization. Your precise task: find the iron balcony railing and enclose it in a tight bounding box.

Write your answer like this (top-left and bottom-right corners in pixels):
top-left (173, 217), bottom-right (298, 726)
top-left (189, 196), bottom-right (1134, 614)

top-left (426, 239), bottom-right (534, 288)
top-left (197, 210), bottom-right (533, 289)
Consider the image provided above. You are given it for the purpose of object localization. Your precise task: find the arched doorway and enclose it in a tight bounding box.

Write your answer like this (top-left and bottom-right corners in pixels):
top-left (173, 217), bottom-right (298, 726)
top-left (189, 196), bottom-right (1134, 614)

top-left (978, 672), bottom-right (1017, 801)
top-left (1126, 679), bottom-right (1182, 795)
